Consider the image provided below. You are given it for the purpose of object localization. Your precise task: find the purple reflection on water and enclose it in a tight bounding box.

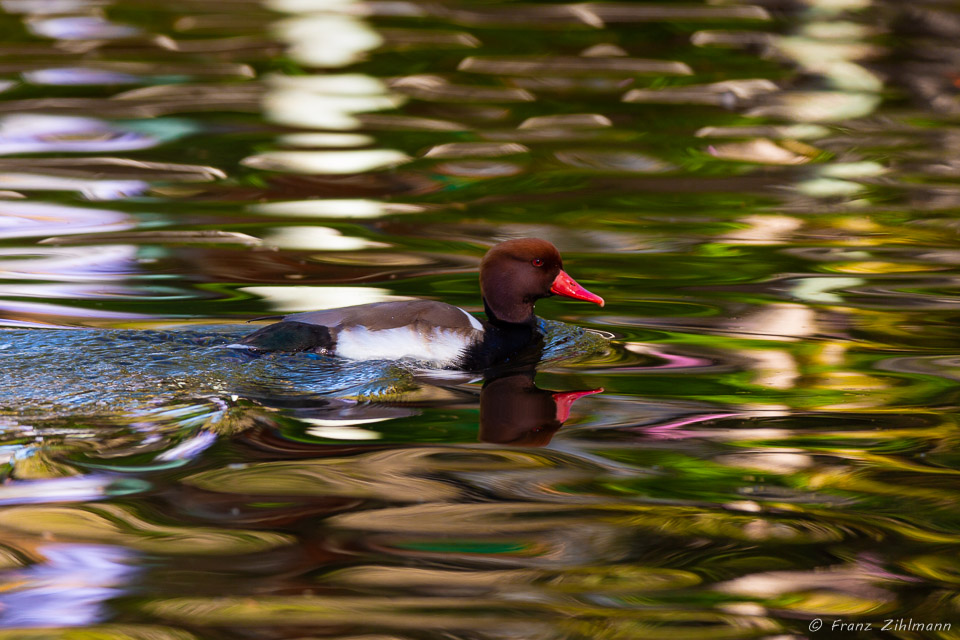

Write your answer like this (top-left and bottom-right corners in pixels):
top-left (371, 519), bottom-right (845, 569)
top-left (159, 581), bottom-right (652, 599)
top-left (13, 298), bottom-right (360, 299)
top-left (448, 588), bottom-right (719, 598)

top-left (27, 16), bottom-right (142, 40)
top-left (640, 413), bottom-right (736, 439)
top-left (619, 346), bottom-right (714, 370)
top-left (0, 475), bottom-right (126, 505)
top-left (0, 282), bottom-right (159, 300)
top-left (0, 298), bottom-right (148, 319)
top-left (644, 348), bottom-right (713, 369)
top-left (0, 115), bottom-right (158, 155)
top-left (23, 68), bottom-right (143, 86)
top-left (0, 246), bottom-right (140, 281)
top-left (0, 544), bottom-right (136, 628)
top-left (0, 201), bottom-right (132, 240)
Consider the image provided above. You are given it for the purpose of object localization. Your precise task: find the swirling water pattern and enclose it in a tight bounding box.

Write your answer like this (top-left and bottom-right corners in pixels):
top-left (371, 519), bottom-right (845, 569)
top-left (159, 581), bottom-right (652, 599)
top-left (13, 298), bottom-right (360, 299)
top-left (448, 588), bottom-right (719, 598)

top-left (0, 0), bottom-right (958, 638)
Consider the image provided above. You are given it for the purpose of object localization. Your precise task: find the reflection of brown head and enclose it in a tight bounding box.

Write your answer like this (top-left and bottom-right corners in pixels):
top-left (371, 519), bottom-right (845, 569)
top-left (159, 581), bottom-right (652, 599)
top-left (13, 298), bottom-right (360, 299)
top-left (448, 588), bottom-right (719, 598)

top-left (479, 372), bottom-right (601, 447)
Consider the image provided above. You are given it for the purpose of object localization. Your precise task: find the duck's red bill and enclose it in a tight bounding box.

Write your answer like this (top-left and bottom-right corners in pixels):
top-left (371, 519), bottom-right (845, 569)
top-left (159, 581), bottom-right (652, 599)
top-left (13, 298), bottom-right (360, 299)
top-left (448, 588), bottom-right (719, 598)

top-left (552, 388), bottom-right (604, 423)
top-left (550, 270), bottom-right (604, 307)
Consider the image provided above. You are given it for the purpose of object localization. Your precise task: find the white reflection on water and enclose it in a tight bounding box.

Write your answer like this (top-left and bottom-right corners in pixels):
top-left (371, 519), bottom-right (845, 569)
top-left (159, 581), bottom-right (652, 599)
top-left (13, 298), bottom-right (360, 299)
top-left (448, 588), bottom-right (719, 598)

top-left (424, 141), bottom-right (530, 158)
top-left (306, 424), bottom-right (383, 439)
top-left (277, 132), bottom-right (375, 147)
top-left (256, 2), bottom-right (411, 181)
top-left (240, 285), bottom-right (404, 312)
top-left (707, 138), bottom-right (812, 165)
top-left (274, 13), bottom-right (382, 67)
top-left (241, 149), bottom-right (411, 174)
top-left (264, 74), bottom-right (404, 130)
top-left (262, 225), bottom-right (390, 250)
top-left (253, 198), bottom-right (426, 218)
top-left (0, 544), bottom-right (136, 628)
top-left (155, 430), bottom-right (218, 462)
top-left (717, 559), bottom-right (904, 605)
top-left (0, 173), bottom-right (147, 200)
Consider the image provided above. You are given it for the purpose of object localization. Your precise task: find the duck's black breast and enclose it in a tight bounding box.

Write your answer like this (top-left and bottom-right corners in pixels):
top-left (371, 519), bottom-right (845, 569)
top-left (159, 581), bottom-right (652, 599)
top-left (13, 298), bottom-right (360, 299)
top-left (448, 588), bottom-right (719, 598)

top-left (459, 321), bottom-right (541, 370)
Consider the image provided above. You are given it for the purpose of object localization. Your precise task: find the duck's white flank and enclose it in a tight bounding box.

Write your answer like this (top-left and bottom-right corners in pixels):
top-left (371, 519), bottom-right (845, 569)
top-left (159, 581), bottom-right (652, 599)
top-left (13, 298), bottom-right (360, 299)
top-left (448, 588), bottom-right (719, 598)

top-left (336, 324), bottom-right (481, 365)
top-left (459, 307), bottom-right (484, 331)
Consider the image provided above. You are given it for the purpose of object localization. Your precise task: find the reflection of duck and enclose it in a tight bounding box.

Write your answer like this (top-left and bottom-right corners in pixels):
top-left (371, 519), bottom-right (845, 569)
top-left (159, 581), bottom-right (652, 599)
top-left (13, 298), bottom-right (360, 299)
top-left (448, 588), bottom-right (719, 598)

top-left (237, 366), bottom-right (601, 449)
top-left (238, 238), bottom-right (603, 369)
top-left (479, 371), bottom-right (601, 446)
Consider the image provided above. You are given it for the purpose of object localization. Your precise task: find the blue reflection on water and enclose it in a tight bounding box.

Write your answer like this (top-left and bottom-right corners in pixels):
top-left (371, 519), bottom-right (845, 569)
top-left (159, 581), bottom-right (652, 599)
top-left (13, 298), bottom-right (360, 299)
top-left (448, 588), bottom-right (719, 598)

top-left (0, 544), bottom-right (136, 628)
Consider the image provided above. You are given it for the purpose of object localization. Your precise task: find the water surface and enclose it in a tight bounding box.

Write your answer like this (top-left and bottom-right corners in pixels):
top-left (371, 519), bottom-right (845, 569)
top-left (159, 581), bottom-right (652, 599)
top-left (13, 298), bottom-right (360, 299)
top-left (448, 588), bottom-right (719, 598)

top-left (0, 0), bottom-right (959, 637)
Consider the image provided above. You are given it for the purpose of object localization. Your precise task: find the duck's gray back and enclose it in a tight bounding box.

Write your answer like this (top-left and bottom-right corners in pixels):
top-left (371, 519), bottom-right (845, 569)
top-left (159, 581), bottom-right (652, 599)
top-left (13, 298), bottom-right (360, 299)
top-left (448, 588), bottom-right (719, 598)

top-left (288, 300), bottom-right (482, 332)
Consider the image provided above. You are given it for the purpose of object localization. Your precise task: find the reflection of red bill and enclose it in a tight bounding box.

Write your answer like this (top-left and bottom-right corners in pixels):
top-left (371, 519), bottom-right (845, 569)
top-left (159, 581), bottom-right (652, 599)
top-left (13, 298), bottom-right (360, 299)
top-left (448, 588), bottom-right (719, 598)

top-left (550, 270), bottom-right (604, 307)
top-left (552, 388), bottom-right (603, 423)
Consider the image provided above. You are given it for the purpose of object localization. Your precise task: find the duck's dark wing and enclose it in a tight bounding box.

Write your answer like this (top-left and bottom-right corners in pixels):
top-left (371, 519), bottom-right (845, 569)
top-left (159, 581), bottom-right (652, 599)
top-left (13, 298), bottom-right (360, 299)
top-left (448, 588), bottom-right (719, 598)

top-left (237, 321), bottom-right (334, 353)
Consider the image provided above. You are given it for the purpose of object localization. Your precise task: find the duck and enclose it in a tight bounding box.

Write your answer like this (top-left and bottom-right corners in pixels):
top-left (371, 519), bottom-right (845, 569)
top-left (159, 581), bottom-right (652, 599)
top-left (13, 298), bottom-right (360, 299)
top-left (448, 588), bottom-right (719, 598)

top-left (237, 238), bottom-right (604, 369)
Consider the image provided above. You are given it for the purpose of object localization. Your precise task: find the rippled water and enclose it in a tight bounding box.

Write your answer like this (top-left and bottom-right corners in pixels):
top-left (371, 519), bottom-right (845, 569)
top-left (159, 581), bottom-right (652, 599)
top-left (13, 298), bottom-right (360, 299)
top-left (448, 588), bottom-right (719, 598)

top-left (1, 0), bottom-right (960, 637)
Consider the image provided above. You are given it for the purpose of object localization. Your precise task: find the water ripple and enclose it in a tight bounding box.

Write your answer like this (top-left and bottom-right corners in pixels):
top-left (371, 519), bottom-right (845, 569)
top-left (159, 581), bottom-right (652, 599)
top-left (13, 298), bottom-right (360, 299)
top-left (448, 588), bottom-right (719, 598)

top-left (0, 0), bottom-right (958, 635)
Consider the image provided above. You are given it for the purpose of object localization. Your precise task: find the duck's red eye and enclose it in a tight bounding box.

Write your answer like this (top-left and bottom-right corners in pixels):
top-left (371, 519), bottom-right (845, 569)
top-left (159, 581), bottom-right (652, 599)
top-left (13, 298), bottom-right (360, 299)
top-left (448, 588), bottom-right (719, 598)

top-left (532, 258), bottom-right (544, 267)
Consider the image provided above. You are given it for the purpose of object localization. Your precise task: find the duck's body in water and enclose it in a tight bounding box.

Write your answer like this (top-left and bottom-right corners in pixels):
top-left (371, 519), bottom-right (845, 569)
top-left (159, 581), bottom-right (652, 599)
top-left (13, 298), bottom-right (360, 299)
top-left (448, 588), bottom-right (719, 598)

top-left (0, 318), bottom-right (608, 418)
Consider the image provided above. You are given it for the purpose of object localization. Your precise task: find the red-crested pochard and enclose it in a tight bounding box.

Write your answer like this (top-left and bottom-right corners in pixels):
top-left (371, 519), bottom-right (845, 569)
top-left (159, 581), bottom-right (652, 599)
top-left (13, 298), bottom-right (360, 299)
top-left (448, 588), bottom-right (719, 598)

top-left (238, 238), bottom-right (604, 369)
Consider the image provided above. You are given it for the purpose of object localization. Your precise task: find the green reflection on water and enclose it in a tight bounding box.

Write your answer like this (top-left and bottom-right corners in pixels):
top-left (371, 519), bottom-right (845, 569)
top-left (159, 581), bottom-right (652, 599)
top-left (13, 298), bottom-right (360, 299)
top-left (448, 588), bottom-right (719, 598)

top-left (0, 0), bottom-right (960, 637)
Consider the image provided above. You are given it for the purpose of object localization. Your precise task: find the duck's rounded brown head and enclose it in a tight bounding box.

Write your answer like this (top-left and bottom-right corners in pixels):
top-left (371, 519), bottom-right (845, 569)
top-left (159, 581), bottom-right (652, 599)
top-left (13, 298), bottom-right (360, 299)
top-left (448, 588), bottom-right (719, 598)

top-left (479, 238), bottom-right (604, 325)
